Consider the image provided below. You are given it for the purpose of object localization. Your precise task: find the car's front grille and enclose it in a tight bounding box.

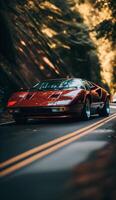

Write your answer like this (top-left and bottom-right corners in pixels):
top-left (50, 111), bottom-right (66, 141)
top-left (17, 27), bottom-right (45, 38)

top-left (20, 107), bottom-right (53, 115)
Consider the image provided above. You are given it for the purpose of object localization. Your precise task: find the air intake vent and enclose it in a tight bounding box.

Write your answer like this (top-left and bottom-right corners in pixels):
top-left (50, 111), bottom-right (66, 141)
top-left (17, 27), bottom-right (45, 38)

top-left (50, 94), bottom-right (60, 98)
top-left (26, 93), bottom-right (33, 100)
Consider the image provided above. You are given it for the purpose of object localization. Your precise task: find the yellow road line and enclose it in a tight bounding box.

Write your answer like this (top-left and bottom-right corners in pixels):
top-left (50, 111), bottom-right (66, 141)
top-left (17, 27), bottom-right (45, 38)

top-left (0, 114), bottom-right (116, 177)
top-left (0, 113), bottom-right (116, 170)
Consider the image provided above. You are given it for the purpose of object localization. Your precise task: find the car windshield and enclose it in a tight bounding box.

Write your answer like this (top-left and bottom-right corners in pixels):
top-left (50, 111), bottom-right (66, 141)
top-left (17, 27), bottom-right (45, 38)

top-left (30, 79), bottom-right (82, 91)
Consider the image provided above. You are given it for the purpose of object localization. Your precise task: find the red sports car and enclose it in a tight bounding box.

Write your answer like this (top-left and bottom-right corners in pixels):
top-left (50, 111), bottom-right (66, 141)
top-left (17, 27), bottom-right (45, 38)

top-left (7, 78), bottom-right (110, 123)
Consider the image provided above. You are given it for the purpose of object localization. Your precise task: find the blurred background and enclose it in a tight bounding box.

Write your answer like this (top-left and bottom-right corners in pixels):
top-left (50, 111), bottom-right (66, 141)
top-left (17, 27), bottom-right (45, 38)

top-left (0, 0), bottom-right (116, 109)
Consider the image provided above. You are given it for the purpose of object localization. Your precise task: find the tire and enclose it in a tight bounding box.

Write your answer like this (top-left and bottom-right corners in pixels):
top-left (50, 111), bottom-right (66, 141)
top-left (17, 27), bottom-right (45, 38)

top-left (14, 117), bottom-right (28, 124)
top-left (81, 98), bottom-right (91, 120)
top-left (99, 98), bottom-right (110, 117)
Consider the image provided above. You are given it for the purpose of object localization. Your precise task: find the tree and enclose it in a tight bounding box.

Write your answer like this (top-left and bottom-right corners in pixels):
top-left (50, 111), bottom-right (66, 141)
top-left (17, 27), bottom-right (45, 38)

top-left (92, 0), bottom-right (116, 45)
top-left (0, 0), bottom-right (102, 104)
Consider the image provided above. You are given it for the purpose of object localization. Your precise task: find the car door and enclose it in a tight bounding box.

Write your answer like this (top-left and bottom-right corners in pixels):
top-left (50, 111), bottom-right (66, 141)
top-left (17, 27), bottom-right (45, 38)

top-left (83, 81), bottom-right (100, 113)
top-left (88, 81), bottom-right (102, 110)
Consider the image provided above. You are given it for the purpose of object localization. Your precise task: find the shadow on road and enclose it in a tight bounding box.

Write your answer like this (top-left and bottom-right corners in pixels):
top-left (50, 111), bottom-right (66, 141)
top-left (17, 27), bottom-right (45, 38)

top-left (66, 126), bottom-right (116, 200)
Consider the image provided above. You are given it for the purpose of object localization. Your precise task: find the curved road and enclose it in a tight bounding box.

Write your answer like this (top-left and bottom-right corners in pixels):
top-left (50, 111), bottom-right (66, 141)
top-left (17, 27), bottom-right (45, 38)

top-left (0, 104), bottom-right (116, 200)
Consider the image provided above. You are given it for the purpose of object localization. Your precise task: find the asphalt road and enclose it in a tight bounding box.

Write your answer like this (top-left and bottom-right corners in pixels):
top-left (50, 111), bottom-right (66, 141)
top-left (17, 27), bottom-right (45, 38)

top-left (0, 104), bottom-right (116, 200)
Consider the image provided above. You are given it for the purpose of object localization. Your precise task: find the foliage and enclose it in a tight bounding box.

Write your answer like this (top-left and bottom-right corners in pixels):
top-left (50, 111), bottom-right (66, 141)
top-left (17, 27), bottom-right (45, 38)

top-left (91, 0), bottom-right (116, 45)
top-left (94, 19), bottom-right (116, 43)
top-left (92, 0), bottom-right (116, 92)
top-left (0, 0), bottom-right (102, 103)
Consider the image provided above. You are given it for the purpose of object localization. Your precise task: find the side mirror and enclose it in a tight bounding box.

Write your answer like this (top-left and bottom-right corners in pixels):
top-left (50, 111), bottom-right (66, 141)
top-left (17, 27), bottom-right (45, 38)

top-left (90, 85), bottom-right (96, 90)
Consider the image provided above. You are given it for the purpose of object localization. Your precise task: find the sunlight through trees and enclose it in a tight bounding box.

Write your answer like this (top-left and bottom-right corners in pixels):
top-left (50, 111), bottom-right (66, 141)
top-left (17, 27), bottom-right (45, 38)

top-left (0, 0), bottom-right (115, 104)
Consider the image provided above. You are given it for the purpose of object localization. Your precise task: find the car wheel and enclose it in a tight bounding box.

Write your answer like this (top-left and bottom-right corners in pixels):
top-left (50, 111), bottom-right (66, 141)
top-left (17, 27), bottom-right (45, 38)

top-left (14, 117), bottom-right (28, 124)
top-left (99, 98), bottom-right (110, 117)
top-left (81, 98), bottom-right (91, 120)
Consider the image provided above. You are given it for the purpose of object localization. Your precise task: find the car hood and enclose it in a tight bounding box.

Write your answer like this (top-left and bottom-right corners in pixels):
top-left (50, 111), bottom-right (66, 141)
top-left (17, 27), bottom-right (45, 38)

top-left (7, 89), bottom-right (82, 107)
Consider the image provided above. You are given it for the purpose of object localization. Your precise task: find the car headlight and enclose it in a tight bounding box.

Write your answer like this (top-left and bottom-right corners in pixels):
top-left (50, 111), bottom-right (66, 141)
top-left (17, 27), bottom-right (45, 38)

top-left (14, 109), bottom-right (20, 113)
top-left (9, 109), bottom-right (14, 114)
top-left (52, 108), bottom-right (59, 112)
top-left (48, 100), bottom-right (71, 106)
top-left (52, 107), bottom-right (67, 112)
top-left (9, 109), bottom-right (20, 114)
top-left (7, 100), bottom-right (17, 107)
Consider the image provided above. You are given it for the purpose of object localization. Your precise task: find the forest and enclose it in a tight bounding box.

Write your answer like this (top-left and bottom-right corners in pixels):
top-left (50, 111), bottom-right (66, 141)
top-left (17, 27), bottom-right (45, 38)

top-left (0, 0), bottom-right (115, 105)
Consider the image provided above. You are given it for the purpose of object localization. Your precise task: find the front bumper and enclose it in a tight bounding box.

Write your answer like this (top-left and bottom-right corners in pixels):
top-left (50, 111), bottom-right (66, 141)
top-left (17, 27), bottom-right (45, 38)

top-left (8, 105), bottom-right (83, 119)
